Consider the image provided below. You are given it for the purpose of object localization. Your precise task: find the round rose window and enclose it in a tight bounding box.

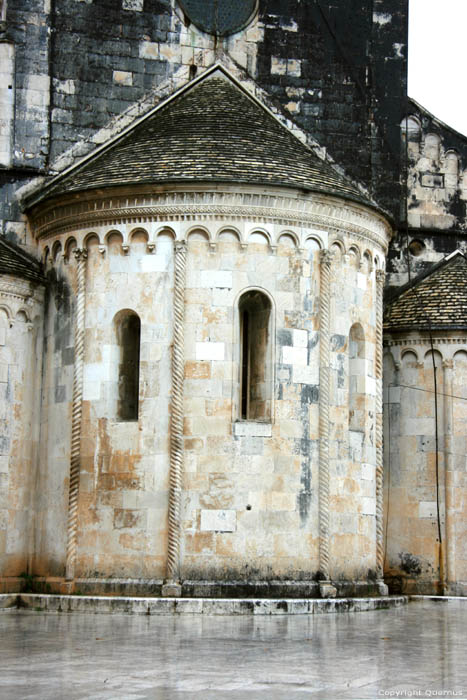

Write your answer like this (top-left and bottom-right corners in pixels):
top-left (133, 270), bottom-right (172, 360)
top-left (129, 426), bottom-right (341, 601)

top-left (178, 0), bottom-right (257, 37)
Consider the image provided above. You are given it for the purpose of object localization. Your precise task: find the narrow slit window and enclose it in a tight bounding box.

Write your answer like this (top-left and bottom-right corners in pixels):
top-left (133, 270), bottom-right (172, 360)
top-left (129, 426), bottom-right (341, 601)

top-left (116, 312), bottom-right (141, 421)
top-left (349, 323), bottom-right (365, 432)
top-left (238, 290), bottom-right (272, 421)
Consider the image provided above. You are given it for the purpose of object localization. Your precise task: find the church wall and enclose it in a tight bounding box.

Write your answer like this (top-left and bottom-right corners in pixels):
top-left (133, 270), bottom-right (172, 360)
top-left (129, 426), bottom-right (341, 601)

top-left (30, 186), bottom-right (390, 592)
top-left (0, 275), bottom-right (44, 581)
top-left (387, 105), bottom-right (467, 294)
top-left (384, 335), bottom-right (467, 595)
top-left (1, 0), bottom-right (407, 245)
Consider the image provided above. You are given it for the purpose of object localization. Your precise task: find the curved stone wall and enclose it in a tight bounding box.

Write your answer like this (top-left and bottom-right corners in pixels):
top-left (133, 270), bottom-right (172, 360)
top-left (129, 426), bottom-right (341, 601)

top-left (28, 184), bottom-right (392, 594)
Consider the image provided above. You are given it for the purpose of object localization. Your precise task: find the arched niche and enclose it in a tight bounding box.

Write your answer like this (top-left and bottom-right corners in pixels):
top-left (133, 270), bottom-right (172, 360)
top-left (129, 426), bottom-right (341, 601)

top-left (106, 231), bottom-right (124, 255)
top-left (248, 230), bottom-right (270, 247)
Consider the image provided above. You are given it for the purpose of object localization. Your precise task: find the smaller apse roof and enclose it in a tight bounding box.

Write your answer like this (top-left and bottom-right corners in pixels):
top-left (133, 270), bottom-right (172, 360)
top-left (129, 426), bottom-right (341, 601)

top-left (0, 237), bottom-right (45, 284)
top-left (384, 251), bottom-right (467, 332)
top-left (28, 70), bottom-right (376, 210)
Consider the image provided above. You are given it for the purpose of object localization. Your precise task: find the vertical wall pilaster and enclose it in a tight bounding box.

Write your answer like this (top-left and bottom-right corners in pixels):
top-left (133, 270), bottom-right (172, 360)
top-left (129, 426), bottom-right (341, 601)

top-left (443, 358), bottom-right (455, 593)
top-left (318, 249), bottom-right (336, 598)
top-left (163, 240), bottom-right (186, 596)
top-left (375, 269), bottom-right (388, 594)
top-left (65, 248), bottom-right (87, 582)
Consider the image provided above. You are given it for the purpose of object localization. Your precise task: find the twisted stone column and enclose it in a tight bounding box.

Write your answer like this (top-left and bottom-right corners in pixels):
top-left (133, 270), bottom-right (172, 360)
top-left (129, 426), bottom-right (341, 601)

top-left (65, 248), bottom-right (87, 581)
top-left (318, 249), bottom-right (336, 598)
top-left (375, 269), bottom-right (388, 595)
top-left (162, 240), bottom-right (186, 597)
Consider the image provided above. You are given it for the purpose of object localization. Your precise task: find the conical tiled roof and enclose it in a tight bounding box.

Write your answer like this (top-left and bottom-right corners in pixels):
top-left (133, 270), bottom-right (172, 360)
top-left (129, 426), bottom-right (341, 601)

top-left (384, 251), bottom-right (467, 332)
top-left (34, 71), bottom-right (375, 208)
top-left (0, 237), bottom-right (45, 284)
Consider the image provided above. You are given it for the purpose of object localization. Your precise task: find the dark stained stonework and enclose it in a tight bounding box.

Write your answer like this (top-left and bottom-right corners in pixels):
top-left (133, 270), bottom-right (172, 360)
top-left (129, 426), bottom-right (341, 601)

top-left (0, 0), bottom-right (408, 236)
top-left (0, 237), bottom-right (45, 284)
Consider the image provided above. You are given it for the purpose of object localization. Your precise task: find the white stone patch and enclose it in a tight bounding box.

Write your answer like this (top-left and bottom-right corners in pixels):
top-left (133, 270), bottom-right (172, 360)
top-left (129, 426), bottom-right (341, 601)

top-left (373, 12), bottom-right (392, 25)
top-left (357, 272), bottom-right (367, 290)
top-left (292, 364), bottom-right (318, 385)
top-left (271, 56), bottom-right (287, 75)
top-left (54, 79), bottom-right (75, 94)
top-left (233, 422), bottom-right (272, 437)
top-left (282, 346), bottom-right (307, 366)
top-left (362, 497), bottom-right (376, 516)
top-left (0, 364), bottom-right (8, 382)
top-left (293, 329), bottom-right (308, 348)
top-left (200, 509), bottom-right (236, 532)
top-left (139, 42), bottom-right (159, 60)
top-left (84, 362), bottom-right (110, 382)
top-left (123, 0), bottom-right (143, 9)
top-left (0, 456), bottom-right (8, 473)
top-left (196, 342), bottom-right (225, 361)
top-left (0, 328), bottom-right (6, 346)
top-left (140, 254), bottom-right (169, 272)
top-left (365, 376), bottom-right (376, 396)
top-left (200, 270), bottom-right (232, 289)
top-left (419, 501), bottom-right (437, 519)
top-left (212, 288), bottom-right (234, 307)
top-left (361, 463), bottom-right (374, 481)
top-left (113, 70), bottom-right (132, 86)
top-left (83, 381), bottom-right (101, 401)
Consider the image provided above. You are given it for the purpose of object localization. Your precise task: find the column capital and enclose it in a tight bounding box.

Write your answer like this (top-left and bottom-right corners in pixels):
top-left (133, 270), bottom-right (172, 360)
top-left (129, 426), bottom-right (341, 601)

top-left (73, 247), bottom-right (88, 261)
top-left (375, 269), bottom-right (385, 285)
top-left (320, 248), bottom-right (333, 267)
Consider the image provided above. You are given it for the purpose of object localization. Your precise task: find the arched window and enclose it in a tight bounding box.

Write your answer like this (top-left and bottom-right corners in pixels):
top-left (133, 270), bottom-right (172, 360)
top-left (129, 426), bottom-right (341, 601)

top-left (349, 323), bottom-right (365, 432)
top-left (238, 290), bottom-right (272, 421)
top-left (114, 311), bottom-right (141, 421)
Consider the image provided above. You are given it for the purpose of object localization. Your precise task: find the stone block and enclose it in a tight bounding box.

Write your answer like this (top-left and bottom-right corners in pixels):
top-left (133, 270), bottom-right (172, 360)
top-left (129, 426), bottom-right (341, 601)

top-left (362, 497), bottom-right (376, 516)
top-left (139, 42), bottom-right (159, 60)
top-left (292, 364), bottom-right (318, 384)
top-left (361, 463), bottom-right (374, 481)
top-left (233, 422), bottom-right (272, 438)
top-left (292, 329), bottom-right (308, 347)
top-left (123, 0), bottom-right (144, 10)
top-left (113, 70), bottom-right (133, 86)
top-left (200, 270), bottom-right (233, 289)
top-left (200, 509), bottom-right (236, 532)
top-left (195, 342), bottom-right (225, 361)
top-left (282, 346), bottom-right (307, 366)
top-left (419, 501), bottom-right (437, 519)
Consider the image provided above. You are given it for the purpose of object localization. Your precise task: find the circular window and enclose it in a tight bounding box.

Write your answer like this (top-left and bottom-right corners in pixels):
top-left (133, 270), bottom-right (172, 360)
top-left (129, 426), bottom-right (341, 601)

top-left (408, 239), bottom-right (425, 257)
top-left (178, 0), bottom-right (258, 37)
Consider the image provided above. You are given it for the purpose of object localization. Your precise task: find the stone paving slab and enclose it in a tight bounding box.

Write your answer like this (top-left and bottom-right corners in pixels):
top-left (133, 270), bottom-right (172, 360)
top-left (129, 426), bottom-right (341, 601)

top-left (2, 601), bottom-right (467, 699)
top-left (0, 593), bottom-right (407, 615)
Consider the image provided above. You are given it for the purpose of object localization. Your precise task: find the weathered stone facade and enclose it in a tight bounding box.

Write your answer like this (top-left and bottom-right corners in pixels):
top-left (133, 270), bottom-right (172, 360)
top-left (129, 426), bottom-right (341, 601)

top-left (1, 0), bottom-right (467, 598)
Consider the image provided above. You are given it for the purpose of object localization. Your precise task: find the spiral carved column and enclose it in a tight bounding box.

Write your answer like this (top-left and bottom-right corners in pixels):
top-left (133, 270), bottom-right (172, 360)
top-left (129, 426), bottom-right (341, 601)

top-left (163, 240), bottom-right (186, 596)
top-left (65, 248), bottom-right (87, 582)
top-left (375, 269), bottom-right (388, 594)
top-left (318, 249), bottom-right (336, 598)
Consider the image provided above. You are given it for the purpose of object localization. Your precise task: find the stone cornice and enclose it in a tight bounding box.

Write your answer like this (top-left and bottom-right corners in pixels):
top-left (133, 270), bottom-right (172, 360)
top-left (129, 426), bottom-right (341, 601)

top-left (29, 187), bottom-right (392, 253)
top-left (0, 277), bottom-right (45, 301)
top-left (384, 336), bottom-right (467, 347)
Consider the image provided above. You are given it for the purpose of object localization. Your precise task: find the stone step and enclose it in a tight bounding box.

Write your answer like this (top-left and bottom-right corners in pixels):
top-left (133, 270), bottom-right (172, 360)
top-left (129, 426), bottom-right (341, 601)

top-left (0, 593), bottom-right (408, 616)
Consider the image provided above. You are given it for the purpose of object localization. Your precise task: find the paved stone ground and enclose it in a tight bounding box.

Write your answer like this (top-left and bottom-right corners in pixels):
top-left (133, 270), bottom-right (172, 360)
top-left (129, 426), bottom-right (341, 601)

top-left (1, 599), bottom-right (466, 699)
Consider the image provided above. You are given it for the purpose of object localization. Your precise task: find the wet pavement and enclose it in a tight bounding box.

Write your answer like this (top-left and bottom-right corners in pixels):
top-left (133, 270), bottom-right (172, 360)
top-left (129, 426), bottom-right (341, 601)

top-left (1, 599), bottom-right (466, 699)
